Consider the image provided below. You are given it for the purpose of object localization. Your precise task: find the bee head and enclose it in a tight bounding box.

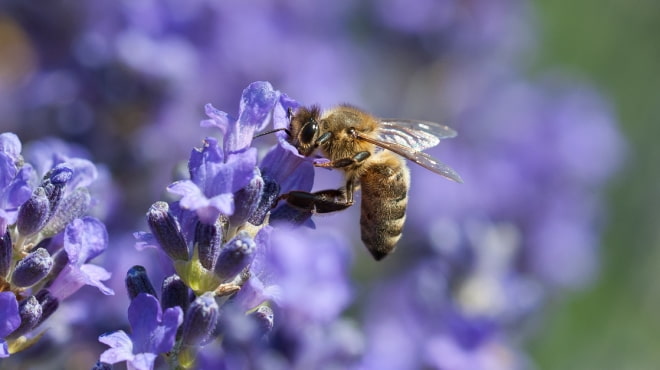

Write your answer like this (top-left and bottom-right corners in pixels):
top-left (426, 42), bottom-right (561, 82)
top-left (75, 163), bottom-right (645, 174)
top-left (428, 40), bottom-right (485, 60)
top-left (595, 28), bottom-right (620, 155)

top-left (288, 105), bottom-right (321, 157)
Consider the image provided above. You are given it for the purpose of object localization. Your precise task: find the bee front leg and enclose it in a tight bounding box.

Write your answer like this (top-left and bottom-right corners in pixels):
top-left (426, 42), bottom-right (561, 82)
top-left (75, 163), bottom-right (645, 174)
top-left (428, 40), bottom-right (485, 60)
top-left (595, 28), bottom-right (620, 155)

top-left (314, 151), bottom-right (371, 169)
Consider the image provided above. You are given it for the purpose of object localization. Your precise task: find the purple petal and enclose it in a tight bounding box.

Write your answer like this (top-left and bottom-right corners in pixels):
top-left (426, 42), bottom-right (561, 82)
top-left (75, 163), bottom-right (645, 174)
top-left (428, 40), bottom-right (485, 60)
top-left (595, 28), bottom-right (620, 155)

top-left (128, 293), bottom-right (182, 355)
top-left (65, 158), bottom-right (98, 191)
top-left (80, 264), bottom-right (114, 295)
top-left (0, 340), bottom-right (9, 358)
top-left (0, 292), bottom-right (20, 337)
top-left (188, 137), bottom-right (224, 190)
top-left (205, 194), bottom-right (234, 218)
top-left (64, 217), bottom-right (108, 265)
top-left (272, 94), bottom-right (303, 155)
top-left (129, 353), bottom-right (159, 370)
top-left (151, 306), bottom-right (184, 354)
top-left (134, 231), bottom-right (159, 251)
top-left (201, 104), bottom-right (233, 135)
top-left (168, 180), bottom-right (207, 207)
top-left (128, 293), bottom-right (160, 353)
top-left (48, 264), bottom-right (114, 300)
top-left (0, 153), bottom-right (17, 190)
top-left (233, 276), bottom-right (282, 311)
top-left (0, 133), bottom-right (22, 162)
top-left (217, 148), bottom-right (258, 194)
top-left (99, 330), bottom-right (134, 363)
top-left (224, 81), bottom-right (280, 154)
top-left (261, 145), bottom-right (314, 194)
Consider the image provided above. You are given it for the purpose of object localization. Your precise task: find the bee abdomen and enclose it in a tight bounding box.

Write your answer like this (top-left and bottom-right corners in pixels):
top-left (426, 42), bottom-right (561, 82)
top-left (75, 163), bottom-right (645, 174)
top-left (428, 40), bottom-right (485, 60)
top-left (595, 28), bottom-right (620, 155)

top-left (359, 159), bottom-right (410, 260)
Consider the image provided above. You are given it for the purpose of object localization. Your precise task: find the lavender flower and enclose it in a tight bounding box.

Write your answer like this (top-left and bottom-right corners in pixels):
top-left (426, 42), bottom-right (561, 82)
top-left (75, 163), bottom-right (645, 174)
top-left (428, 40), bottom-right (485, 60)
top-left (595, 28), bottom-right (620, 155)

top-left (99, 293), bottom-right (183, 370)
top-left (117, 82), bottom-right (322, 369)
top-left (0, 132), bottom-right (113, 358)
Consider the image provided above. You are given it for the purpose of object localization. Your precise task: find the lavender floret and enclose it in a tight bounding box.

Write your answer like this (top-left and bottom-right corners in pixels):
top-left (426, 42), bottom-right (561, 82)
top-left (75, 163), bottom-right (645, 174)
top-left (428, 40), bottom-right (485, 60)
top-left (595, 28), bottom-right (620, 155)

top-left (11, 248), bottom-right (53, 288)
top-left (194, 220), bottom-right (223, 271)
top-left (214, 231), bottom-right (256, 283)
top-left (180, 292), bottom-right (219, 347)
top-left (247, 175), bottom-right (280, 226)
top-left (16, 187), bottom-right (50, 236)
top-left (6, 296), bottom-right (42, 340)
top-left (125, 265), bottom-right (157, 300)
top-left (229, 169), bottom-right (264, 226)
top-left (161, 274), bottom-right (190, 313)
top-left (146, 202), bottom-right (190, 261)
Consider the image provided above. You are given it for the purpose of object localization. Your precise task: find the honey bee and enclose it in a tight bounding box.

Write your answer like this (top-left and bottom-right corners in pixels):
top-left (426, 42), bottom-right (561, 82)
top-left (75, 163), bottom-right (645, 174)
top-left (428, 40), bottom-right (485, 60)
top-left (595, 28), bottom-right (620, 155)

top-left (277, 104), bottom-right (462, 260)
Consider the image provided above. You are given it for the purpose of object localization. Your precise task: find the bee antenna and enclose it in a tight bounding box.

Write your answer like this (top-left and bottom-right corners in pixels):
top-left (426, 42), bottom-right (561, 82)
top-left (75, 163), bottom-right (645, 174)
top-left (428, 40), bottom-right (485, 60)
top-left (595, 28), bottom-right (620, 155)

top-left (253, 128), bottom-right (291, 139)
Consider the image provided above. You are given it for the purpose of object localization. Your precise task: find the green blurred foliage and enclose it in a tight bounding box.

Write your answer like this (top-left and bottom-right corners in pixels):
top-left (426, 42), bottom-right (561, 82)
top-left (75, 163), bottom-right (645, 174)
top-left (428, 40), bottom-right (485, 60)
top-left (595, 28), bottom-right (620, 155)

top-left (529, 0), bottom-right (660, 369)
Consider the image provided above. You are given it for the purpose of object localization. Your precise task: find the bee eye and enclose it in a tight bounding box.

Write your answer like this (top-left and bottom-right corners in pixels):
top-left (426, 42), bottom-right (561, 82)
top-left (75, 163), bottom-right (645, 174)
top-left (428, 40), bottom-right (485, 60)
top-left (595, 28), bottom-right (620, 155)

top-left (300, 120), bottom-right (318, 144)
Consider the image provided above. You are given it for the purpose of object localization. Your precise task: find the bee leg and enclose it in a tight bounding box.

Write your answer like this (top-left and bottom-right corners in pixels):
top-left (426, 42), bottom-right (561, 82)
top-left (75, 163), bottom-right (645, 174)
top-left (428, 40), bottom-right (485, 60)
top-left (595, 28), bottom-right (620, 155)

top-left (278, 188), bottom-right (353, 214)
top-left (314, 151), bottom-right (371, 169)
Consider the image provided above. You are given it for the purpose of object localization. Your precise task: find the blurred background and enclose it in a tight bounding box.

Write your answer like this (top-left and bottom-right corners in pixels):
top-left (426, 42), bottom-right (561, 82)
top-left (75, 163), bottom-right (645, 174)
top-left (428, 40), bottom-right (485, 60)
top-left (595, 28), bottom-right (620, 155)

top-left (0, 0), bottom-right (658, 368)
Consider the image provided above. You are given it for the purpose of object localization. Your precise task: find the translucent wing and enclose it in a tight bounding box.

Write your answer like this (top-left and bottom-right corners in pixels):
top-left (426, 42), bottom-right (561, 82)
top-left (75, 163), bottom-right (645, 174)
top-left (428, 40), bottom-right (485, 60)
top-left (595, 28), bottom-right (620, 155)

top-left (357, 133), bottom-right (463, 183)
top-left (378, 119), bottom-right (457, 151)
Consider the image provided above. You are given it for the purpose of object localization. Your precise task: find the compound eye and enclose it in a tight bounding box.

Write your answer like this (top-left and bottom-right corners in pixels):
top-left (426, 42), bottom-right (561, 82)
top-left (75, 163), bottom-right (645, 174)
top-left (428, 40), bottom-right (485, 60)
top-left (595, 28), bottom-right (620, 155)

top-left (300, 120), bottom-right (318, 144)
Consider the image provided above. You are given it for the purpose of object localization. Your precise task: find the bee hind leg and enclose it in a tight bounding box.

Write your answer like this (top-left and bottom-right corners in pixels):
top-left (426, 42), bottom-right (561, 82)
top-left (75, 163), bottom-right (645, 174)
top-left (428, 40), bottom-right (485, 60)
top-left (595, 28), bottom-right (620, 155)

top-left (277, 188), bottom-right (353, 214)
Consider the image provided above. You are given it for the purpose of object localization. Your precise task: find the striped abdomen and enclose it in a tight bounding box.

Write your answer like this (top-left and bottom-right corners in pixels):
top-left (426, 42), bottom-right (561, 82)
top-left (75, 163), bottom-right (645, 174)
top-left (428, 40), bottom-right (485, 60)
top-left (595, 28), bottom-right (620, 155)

top-left (359, 156), bottom-right (410, 260)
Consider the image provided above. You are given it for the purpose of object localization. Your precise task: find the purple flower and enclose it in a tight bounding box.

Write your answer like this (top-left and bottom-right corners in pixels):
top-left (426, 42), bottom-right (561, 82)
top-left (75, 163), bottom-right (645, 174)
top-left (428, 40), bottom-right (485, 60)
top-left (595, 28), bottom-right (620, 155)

top-left (167, 138), bottom-right (257, 223)
top-left (0, 132), bottom-right (114, 360)
top-left (47, 217), bottom-right (114, 300)
top-left (169, 82), bottom-right (284, 224)
top-left (202, 81), bottom-right (281, 155)
top-left (99, 293), bottom-right (183, 370)
top-left (0, 292), bottom-right (20, 358)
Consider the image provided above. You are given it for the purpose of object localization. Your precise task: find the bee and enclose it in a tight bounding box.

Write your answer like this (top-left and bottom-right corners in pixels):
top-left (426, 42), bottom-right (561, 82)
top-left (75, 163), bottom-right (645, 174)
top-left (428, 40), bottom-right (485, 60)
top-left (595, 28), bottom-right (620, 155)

top-left (277, 104), bottom-right (462, 260)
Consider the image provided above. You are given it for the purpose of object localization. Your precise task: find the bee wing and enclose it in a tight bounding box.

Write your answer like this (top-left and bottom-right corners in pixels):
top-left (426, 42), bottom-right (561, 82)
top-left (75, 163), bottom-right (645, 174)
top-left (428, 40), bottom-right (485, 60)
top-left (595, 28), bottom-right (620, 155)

top-left (378, 119), bottom-right (457, 151)
top-left (357, 133), bottom-right (463, 183)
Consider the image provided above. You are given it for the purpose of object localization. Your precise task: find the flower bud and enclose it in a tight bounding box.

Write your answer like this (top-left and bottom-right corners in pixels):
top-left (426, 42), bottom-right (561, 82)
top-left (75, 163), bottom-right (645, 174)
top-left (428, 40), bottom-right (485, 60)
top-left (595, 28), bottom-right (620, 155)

top-left (11, 248), bottom-right (53, 287)
top-left (125, 265), bottom-right (157, 300)
top-left (17, 187), bottom-right (51, 236)
top-left (0, 230), bottom-right (11, 278)
top-left (180, 292), bottom-right (219, 346)
top-left (230, 169), bottom-right (264, 226)
top-left (42, 163), bottom-right (73, 216)
top-left (161, 274), bottom-right (190, 313)
top-left (41, 188), bottom-right (91, 238)
top-left (249, 305), bottom-right (274, 338)
top-left (247, 175), bottom-right (280, 225)
top-left (146, 202), bottom-right (190, 261)
top-left (34, 289), bottom-right (58, 327)
top-left (194, 219), bottom-right (223, 270)
top-left (7, 295), bottom-right (42, 339)
top-left (214, 231), bottom-right (256, 282)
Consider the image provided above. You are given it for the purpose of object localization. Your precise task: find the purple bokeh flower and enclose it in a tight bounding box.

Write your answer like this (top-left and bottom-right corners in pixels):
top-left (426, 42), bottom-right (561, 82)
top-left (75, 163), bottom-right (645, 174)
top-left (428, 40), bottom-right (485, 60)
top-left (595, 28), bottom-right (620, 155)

top-left (99, 293), bottom-right (183, 370)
